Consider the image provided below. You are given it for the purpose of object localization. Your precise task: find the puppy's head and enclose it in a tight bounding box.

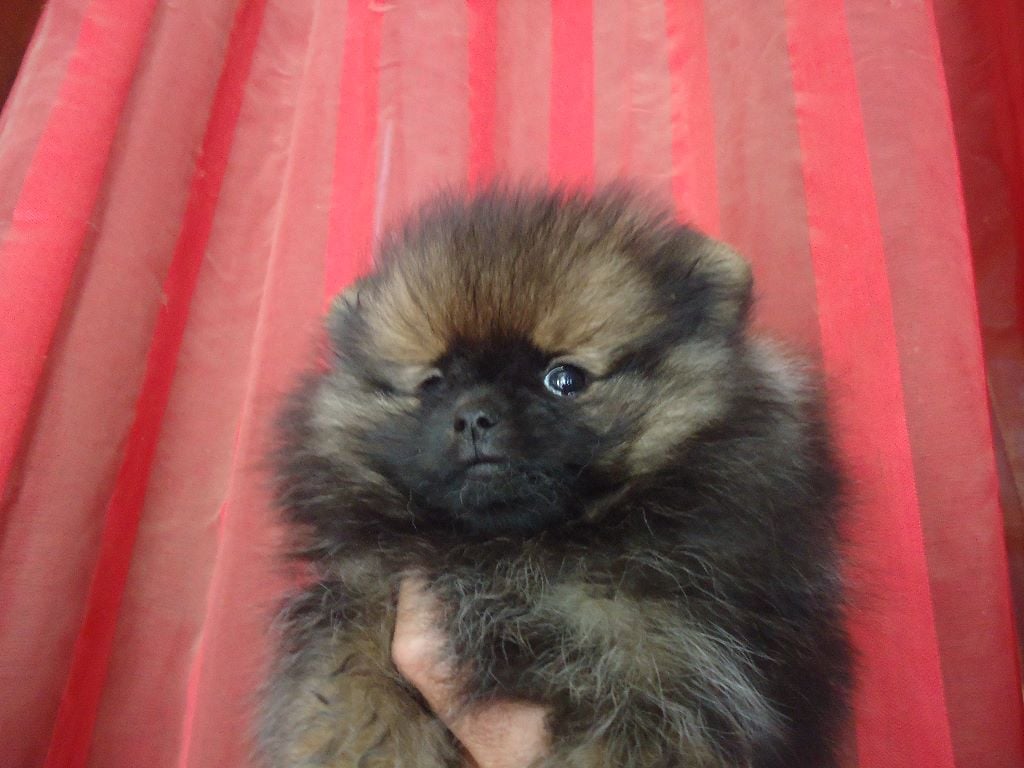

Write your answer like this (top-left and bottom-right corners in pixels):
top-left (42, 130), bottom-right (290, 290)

top-left (298, 188), bottom-right (752, 539)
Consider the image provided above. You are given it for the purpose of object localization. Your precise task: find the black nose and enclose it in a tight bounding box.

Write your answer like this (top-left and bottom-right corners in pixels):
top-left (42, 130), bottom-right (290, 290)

top-left (453, 408), bottom-right (498, 435)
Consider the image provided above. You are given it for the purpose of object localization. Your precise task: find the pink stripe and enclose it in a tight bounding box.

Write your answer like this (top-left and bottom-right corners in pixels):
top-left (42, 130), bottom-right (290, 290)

top-left (169, 2), bottom-right (339, 761)
top-left (325, 0), bottom-right (382, 301)
top-left (0, 0), bottom-right (158, 502)
top-left (549, 0), bottom-right (594, 187)
top-left (41, 2), bottom-right (267, 765)
top-left (494, 2), bottom-right (552, 182)
top-left (701, 0), bottom-right (822, 351)
top-left (848, 1), bottom-right (1024, 762)
top-left (620, 4), bottom-right (635, 175)
top-left (174, 495), bottom-right (230, 768)
top-left (664, 0), bottom-right (719, 235)
top-left (467, 1), bottom-right (498, 187)
top-left (783, 1), bottom-right (957, 766)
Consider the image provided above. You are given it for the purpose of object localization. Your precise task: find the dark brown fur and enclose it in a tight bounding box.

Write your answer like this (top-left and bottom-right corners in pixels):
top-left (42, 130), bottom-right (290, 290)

top-left (261, 187), bottom-right (851, 767)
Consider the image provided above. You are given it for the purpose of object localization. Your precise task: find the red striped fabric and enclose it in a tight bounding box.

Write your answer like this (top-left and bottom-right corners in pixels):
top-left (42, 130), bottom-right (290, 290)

top-left (702, 0), bottom-right (822, 353)
top-left (41, 2), bottom-right (267, 765)
top-left (550, 0), bottom-right (594, 187)
top-left (0, 2), bottom-right (1019, 766)
top-left (164, 3), bottom-right (329, 765)
top-left (89, 2), bottom-right (344, 763)
top-left (325, 0), bottom-right (382, 299)
top-left (935, 14), bottom-right (1024, 762)
top-left (784, 1), bottom-right (957, 765)
top-left (375, 4), bottom-right (470, 234)
top-left (0, 0), bottom-right (158, 507)
top-left (495, 2), bottom-right (552, 181)
top-left (664, 0), bottom-right (719, 235)
top-left (468, 1), bottom-right (499, 187)
top-left (847, 2), bottom-right (1024, 764)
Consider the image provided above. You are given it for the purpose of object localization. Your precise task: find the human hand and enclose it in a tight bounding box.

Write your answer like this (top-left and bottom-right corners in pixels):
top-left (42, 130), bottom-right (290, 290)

top-left (392, 577), bottom-right (549, 768)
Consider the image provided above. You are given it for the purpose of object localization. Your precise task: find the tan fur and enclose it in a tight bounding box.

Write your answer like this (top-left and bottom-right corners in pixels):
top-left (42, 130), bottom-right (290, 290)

top-left (533, 582), bottom-right (777, 766)
top-left (363, 276), bottom-right (449, 365)
top-left (262, 600), bottom-right (458, 768)
top-left (691, 239), bottom-right (753, 329)
top-left (309, 374), bottom-right (416, 443)
top-left (355, 208), bottom-right (665, 374)
top-left (626, 343), bottom-right (735, 472)
top-left (530, 255), bottom-right (659, 360)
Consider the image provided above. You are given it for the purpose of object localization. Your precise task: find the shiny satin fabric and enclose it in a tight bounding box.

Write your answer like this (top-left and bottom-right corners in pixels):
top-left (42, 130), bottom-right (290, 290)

top-left (0, 1), bottom-right (1020, 766)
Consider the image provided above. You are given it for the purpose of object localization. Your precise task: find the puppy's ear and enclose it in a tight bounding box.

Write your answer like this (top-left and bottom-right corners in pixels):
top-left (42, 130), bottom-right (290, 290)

top-left (671, 233), bottom-right (753, 335)
top-left (695, 237), bottom-right (753, 331)
top-left (326, 283), bottom-right (364, 357)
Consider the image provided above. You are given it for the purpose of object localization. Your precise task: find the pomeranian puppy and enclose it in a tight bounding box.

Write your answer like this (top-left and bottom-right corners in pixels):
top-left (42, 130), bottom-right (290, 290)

top-left (261, 187), bottom-right (851, 767)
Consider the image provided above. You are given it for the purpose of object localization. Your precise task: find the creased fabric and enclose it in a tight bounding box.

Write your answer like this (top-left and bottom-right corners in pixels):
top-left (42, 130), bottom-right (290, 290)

top-left (0, 2), bottom-right (1020, 766)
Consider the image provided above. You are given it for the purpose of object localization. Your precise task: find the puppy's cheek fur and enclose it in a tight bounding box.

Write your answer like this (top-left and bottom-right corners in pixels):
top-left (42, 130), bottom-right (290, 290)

top-left (307, 376), bottom-right (419, 489)
top-left (579, 343), bottom-right (737, 477)
top-left (311, 374), bottom-right (415, 435)
top-left (628, 344), bottom-right (736, 472)
top-left (573, 382), bottom-right (651, 471)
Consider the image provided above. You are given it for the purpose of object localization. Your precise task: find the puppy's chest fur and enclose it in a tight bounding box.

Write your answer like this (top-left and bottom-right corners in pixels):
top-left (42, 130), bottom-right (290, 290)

top-left (367, 540), bottom-right (765, 711)
top-left (272, 537), bottom-right (790, 768)
top-left (425, 549), bottom-right (658, 698)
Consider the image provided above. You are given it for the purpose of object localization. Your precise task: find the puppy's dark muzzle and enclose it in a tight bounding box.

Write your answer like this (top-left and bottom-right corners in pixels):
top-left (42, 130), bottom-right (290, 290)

top-left (451, 392), bottom-right (513, 465)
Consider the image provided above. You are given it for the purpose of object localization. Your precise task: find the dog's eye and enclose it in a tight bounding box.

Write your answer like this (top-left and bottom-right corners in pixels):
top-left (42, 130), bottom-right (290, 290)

top-left (417, 371), bottom-right (444, 394)
top-left (543, 365), bottom-right (587, 397)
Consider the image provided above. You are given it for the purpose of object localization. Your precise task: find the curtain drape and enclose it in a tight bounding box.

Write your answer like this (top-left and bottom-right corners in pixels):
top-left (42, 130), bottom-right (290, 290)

top-left (0, 1), bottom-right (1021, 766)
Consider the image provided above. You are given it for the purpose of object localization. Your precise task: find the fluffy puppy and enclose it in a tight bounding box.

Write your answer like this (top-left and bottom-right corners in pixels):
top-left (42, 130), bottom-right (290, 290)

top-left (261, 187), bottom-right (851, 768)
